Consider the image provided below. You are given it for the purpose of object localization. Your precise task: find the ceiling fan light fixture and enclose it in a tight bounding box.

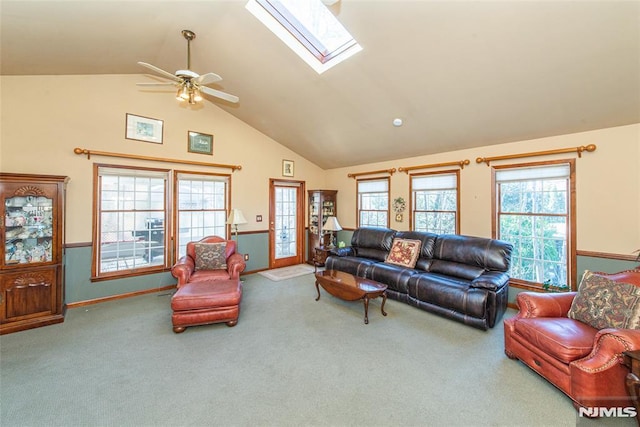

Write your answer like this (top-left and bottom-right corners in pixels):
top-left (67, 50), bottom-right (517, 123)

top-left (193, 88), bottom-right (203, 102)
top-left (177, 86), bottom-right (190, 101)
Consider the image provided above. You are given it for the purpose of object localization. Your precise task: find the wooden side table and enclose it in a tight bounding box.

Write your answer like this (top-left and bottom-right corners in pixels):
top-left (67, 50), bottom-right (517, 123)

top-left (313, 246), bottom-right (332, 268)
top-left (623, 350), bottom-right (640, 423)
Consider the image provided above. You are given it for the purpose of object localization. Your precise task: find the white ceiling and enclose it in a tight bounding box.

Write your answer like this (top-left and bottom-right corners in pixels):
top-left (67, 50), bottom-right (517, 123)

top-left (2, 0), bottom-right (639, 169)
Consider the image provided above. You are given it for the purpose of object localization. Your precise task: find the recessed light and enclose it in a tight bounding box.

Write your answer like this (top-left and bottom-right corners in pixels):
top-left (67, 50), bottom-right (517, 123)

top-left (393, 118), bottom-right (403, 127)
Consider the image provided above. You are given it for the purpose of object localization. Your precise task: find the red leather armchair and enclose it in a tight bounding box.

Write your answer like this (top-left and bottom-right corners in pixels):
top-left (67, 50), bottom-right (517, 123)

top-left (504, 269), bottom-right (640, 411)
top-left (171, 236), bottom-right (246, 288)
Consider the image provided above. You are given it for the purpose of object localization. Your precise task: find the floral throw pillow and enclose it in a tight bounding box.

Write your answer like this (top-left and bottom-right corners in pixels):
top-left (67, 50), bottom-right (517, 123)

top-left (385, 238), bottom-right (422, 269)
top-left (194, 242), bottom-right (227, 271)
top-left (568, 270), bottom-right (640, 330)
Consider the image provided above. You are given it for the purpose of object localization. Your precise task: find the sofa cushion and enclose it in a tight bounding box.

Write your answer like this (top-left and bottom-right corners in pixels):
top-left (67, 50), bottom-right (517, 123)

top-left (433, 234), bottom-right (512, 272)
top-left (194, 242), bottom-right (227, 271)
top-left (325, 256), bottom-right (376, 277)
top-left (350, 227), bottom-right (396, 262)
top-left (407, 273), bottom-right (487, 318)
top-left (385, 238), bottom-right (422, 268)
top-left (513, 317), bottom-right (597, 363)
top-left (568, 270), bottom-right (640, 330)
top-left (367, 262), bottom-right (418, 294)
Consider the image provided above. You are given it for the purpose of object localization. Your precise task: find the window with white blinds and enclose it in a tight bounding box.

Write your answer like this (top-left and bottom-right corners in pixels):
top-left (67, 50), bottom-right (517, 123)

top-left (357, 178), bottom-right (389, 228)
top-left (495, 161), bottom-right (574, 289)
top-left (411, 171), bottom-right (459, 234)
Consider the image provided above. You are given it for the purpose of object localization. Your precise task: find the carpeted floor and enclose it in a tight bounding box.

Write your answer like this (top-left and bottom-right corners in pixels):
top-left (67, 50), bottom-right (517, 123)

top-left (0, 273), bottom-right (632, 427)
top-left (258, 263), bottom-right (315, 281)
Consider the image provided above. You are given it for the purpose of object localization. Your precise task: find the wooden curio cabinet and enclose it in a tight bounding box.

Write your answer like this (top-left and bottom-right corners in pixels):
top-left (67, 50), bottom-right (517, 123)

top-left (0, 173), bottom-right (69, 334)
top-left (307, 190), bottom-right (337, 265)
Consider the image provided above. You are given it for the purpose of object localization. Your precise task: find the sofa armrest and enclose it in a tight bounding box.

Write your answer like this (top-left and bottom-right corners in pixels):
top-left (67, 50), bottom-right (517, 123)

top-left (572, 328), bottom-right (640, 372)
top-left (227, 253), bottom-right (247, 279)
top-left (171, 255), bottom-right (195, 288)
top-left (330, 247), bottom-right (355, 257)
top-left (514, 291), bottom-right (577, 318)
top-left (470, 271), bottom-right (510, 291)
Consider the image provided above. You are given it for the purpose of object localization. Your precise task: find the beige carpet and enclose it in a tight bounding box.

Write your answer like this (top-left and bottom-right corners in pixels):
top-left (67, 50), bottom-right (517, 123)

top-left (258, 263), bottom-right (315, 281)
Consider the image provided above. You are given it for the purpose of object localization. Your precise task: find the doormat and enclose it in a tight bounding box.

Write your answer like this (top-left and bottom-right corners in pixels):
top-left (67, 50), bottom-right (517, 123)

top-left (258, 264), bottom-right (315, 282)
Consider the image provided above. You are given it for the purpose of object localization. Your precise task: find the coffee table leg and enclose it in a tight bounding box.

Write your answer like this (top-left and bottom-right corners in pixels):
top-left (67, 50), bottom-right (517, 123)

top-left (381, 292), bottom-right (387, 317)
top-left (315, 281), bottom-right (321, 301)
top-left (363, 296), bottom-right (370, 324)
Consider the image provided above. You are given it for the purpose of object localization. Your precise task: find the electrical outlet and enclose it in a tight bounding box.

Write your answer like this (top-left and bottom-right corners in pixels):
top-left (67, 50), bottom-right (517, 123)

top-left (244, 254), bottom-right (249, 261)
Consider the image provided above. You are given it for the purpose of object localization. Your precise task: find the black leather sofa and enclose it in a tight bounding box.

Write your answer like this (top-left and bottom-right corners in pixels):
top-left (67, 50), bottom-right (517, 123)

top-left (325, 227), bottom-right (513, 330)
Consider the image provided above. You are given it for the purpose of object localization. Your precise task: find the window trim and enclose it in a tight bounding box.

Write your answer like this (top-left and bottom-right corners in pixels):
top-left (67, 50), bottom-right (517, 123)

top-left (356, 177), bottom-right (390, 229)
top-left (92, 164), bottom-right (172, 281)
top-left (409, 169), bottom-right (460, 234)
top-left (491, 159), bottom-right (577, 291)
top-left (246, 0), bottom-right (362, 74)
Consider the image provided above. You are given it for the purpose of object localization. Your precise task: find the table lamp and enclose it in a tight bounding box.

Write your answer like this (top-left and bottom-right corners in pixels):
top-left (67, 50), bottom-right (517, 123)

top-left (226, 209), bottom-right (247, 251)
top-left (323, 216), bottom-right (342, 249)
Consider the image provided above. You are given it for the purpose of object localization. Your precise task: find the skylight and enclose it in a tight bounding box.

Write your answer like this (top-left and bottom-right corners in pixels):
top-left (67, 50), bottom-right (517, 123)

top-left (246, 0), bottom-right (362, 74)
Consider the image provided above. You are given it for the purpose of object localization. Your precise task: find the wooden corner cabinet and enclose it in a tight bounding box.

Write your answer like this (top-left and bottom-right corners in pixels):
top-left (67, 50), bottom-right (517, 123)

top-left (307, 190), bottom-right (337, 265)
top-left (0, 173), bottom-right (69, 334)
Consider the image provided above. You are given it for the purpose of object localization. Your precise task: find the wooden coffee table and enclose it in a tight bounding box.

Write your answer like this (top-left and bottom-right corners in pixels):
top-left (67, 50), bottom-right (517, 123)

top-left (314, 270), bottom-right (387, 324)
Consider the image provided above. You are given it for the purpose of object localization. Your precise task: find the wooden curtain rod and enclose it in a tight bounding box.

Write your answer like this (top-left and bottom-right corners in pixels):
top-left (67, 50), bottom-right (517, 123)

top-left (398, 159), bottom-right (470, 173)
top-left (347, 168), bottom-right (396, 179)
top-left (476, 144), bottom-right (596, 166)
top-left (73, 148), bottom-right (242, 171)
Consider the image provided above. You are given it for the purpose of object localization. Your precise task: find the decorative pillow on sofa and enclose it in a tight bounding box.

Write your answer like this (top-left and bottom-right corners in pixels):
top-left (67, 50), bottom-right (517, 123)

top-left (385, 238), bottom-right (422, 269)
top-left (194, 242), bottom-right (227, 271)
top-left (568, 270), bottom-right (640, 330)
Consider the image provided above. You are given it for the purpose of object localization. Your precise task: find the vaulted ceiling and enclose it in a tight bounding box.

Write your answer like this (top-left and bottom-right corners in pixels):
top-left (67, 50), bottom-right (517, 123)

top-left (2, 0), bottom-right (638, 169)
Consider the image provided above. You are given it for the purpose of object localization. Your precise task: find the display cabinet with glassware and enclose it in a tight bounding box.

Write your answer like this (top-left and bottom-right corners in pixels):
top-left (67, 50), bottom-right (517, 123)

top-left (307, 190), bottom-right (337, 265)
top-left (0, 173), bottom-right (69, 334)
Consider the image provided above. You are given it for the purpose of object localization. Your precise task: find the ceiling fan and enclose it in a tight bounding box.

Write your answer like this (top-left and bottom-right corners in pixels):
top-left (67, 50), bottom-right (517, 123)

top-left (137, 30), bottom-right (239, 104)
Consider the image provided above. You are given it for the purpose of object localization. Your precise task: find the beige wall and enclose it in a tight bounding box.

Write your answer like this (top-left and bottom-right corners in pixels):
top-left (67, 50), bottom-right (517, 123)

top-left (326, 124), bottom-right (640, 256)
top-left (1, 75), bottom-right (639, 257)
top-left (0, 75), bottom-right (327, 243)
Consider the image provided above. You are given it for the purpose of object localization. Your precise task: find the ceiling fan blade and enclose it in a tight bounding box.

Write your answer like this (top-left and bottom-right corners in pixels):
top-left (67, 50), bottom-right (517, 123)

top-left (195, 72), bottom-right (222, 86)
top-left (137, 62), bottom-right (180, 82)
top-left (136, 82), bottom-right (176, 86)
top-left (200, 86), bottom-right (240, 103)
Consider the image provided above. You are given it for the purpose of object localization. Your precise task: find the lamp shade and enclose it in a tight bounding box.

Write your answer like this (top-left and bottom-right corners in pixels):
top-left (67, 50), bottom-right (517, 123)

top-left (323, 216), bottom-right (342, 232)
top-left (226, 209), bottom-right (248, 226)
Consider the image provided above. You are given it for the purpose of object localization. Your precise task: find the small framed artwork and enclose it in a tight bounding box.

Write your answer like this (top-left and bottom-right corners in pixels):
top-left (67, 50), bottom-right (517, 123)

top-left (125, 113), bottom-right (163, 144)
top-left (282, 159), bottom-right (294, 177)
top-left (187, 131), bottom-right (214, 155)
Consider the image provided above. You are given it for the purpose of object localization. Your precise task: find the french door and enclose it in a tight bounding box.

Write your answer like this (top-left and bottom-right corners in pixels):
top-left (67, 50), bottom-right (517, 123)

top-left (269, 179), bottom-right (305, 269)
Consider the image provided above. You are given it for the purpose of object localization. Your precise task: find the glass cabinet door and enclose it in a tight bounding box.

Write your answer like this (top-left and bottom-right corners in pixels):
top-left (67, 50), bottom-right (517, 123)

top-left (4, 195), bottom-right (54, 266)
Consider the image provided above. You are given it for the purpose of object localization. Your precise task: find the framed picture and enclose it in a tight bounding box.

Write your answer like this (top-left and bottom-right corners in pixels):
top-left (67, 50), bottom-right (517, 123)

top-left (282, 159), bottom-right (294, 177)
top-left (125, 113), bottom-right (163, 144)
top-left (187, 131), bottom-right (214, 155)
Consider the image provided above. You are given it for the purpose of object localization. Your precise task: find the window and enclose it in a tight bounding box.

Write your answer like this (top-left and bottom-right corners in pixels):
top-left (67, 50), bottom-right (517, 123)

top-left (246, 0), bottom-right (362, 74)
top-left (357, 178), bottom-right (389, 228)
top-left (411, 171), bottom-right (459, 234)
top-left (93, 166), bottom-right (231, 280)
top-left (494, 160), bottom-right (576, 290)
top-left (175, 172), bottom-right (229, 259)
top-left (94, 165), bottom-right (170, 278)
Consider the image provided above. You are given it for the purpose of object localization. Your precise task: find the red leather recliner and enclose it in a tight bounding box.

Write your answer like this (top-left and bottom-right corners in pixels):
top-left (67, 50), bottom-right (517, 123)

top-left (171, 236), bottom-right (246, 288)
top-left (504, 269), bottom-right (640, 411)
top-left (170, 236), bottom-right (246, 333)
